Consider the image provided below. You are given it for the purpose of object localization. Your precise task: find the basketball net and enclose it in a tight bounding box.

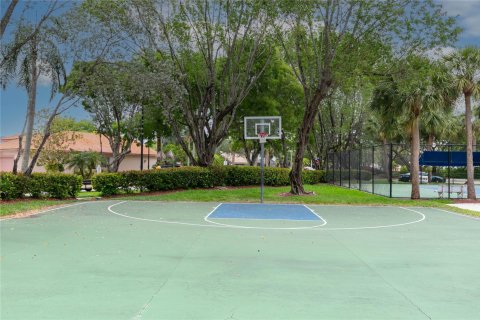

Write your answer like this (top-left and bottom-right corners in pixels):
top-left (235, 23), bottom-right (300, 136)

top-left (258, 132), bottom-right (268, 144)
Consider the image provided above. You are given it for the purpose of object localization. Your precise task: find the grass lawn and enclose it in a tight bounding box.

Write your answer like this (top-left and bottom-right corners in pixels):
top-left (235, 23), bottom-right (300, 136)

top-left (0, 199), bottom-right (74, 217)
top-left (76, 191), bottom-right (102, 198)
top-left (116, 184), bottom-right (450, 206)
top-left (2, 184), bottom-right (478, 218)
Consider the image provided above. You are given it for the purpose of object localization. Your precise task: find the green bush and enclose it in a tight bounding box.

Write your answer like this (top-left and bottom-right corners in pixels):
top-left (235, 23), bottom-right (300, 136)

top-left (92, 166), bottom-right (325, 196)
top-left (92, 173), bottom-right (124, 196)
top-left (0, 173), bottom-right (29, 200)
top-left (303, 170), bottom-right (325, 184)
top-left (437, 167), bottom-right (480, 179)
top-left (0, 172), bottom-right (81, 200)
top-left (31, 173), bottom-right (82, 199)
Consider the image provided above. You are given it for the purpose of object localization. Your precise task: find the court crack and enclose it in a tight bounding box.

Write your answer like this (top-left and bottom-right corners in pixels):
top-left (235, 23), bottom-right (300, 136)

top-left (327, 232), bottom-right (432, 320)
top-left (131, 231), bottom-right (205, 320)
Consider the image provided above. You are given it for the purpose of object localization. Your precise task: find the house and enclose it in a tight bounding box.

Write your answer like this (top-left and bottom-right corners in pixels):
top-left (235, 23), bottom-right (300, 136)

top-left (0, 132), bottom-right (157, 173)
top-left (220, 152), bottom-right (250, 166)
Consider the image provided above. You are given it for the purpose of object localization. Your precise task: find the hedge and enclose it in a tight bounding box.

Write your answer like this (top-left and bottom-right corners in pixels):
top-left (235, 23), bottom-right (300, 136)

top-left (437, 167), bottom-right (480, 179)
top-left (0, 173), bottom-right (82, 200)
top-left (92, 166), bottom-right (326, 196)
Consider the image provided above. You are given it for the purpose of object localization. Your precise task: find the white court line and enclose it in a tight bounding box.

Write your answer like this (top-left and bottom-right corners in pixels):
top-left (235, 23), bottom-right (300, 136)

top-left (203, 203), bottom-right (327, 230)
top-left (303, 205), bottom-right (328, 226)
top-left (109, 201), bottom-right (425, 231)
top-left (315, 207), bottom-right (426, 231)
top-left (0, 201), bottom-right (92, 221)
top-left (108, 201), bottom-right (223, 228)
top-left (203, 203), bottom-right (222, 222)
top-left (204, 203), bottom-right (327, 223)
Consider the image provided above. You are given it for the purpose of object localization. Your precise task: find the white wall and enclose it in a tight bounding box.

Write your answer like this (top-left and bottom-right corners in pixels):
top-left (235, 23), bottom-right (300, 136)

top-left (117, 155), bottom-right (158, 171)
top-left (0, 152), bottom-right (157, 173)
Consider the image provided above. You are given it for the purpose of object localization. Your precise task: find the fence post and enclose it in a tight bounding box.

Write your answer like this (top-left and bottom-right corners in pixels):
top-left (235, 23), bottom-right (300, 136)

top-left (348, 150), bottom-right (351, 189)
top-left (339, 152), bottom-right (342, 187)
top-left (332, 153), bottom-right (335, 185)
top-left (372, 145), bottom-right (375, 195)
top-left (327, 153), bottom-right (330, 183)
top-left (448, 145), bottom-right (451, 199)
top-left (389, 143), bottom-right (393, 198)
top-left (359, 147), bottom-right (362, 190)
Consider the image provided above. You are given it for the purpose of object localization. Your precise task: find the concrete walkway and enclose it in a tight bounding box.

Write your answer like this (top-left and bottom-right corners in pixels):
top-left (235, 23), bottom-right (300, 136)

top-left (447, 203), bottom-right (480, 212)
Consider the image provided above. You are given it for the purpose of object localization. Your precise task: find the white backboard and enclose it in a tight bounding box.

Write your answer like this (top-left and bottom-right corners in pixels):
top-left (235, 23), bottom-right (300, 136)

top-left (244, 116), bottom-right (282, 140)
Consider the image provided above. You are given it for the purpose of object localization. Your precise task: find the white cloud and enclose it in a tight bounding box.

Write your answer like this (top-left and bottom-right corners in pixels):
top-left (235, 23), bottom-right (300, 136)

top-left (37, 73), bottom-right (52, 87)
top-left (425, 46), bottom-right (456, 60)
top-left (437, 0), bottom-right (480, 38)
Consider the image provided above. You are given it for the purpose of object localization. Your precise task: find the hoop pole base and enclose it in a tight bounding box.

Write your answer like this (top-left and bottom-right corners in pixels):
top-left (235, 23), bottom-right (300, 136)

top-left (260, 142), bottom-right (265, 203)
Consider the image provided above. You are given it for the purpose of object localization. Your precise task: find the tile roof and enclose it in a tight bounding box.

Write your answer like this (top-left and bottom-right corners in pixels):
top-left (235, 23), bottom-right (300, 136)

top-left (0, 132), bottom-right (156, 155)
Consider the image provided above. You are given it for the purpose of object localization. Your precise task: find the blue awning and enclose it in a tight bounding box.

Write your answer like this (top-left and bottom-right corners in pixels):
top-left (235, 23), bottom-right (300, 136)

top-left (419, 151), bottom-right (480, 166)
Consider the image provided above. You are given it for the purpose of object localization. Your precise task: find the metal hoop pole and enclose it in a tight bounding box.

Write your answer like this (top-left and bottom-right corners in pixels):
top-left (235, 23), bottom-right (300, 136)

top-left (260, 142), bottom-right (265, 203)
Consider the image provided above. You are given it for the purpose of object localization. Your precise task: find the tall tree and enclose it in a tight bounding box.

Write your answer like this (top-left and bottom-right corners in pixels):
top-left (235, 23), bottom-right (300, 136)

top-left (277, 0), bottom-right (459, 194)
top-left (1, 23), bottom-right (66, 173)
top-left (19, 1), bottom-right (136, 176)
top-left (444, 47), bottom-right (480, 200)
top-left (371, 56), bottom-right (454, 199)
top-left (71, 59), bottom-right (181, 172)
top-left (127, 0), bottom-right (276, 166)
top-left (230, 48), bottom-right (303, 166)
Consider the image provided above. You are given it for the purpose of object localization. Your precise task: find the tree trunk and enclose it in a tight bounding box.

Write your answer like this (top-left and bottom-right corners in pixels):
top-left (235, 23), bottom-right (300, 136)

top-left (464, 93), bottom-right (476, 199)
top-left (156, 132), bottom-right (163, 162)
top-left (0, 0), bottom-right (19, 38)
top-left (290, 84), bottom-right (330, 195)
top-left (281, 129), bottom-right (288, 168)
top-left (21, 41), bottom-right (38, 173)
top-left (382, 138), bottom-right (389, 179)
top-left (24, 131), bottom-right (50, 176)
top-left (12, 135), bottom-right (23, 174)
top-left (196, 145), bottom-right (216, 167)
top-left (410, 114), bottom-right (421, 199)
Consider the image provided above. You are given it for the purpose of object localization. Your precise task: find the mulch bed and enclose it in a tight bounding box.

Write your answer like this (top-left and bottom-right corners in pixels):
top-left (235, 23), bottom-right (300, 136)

top-left (279, 191), bottom-right (316, 197)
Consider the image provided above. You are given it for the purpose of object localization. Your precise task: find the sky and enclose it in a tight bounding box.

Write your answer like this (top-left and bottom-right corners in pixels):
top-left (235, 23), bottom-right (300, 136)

top-left (1, 0), bottom-right (480, 137)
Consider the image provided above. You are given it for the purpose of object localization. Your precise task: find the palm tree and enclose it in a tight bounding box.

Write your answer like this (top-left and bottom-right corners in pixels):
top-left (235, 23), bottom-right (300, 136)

top-left (421, 81), bottom-right (456, 181)
top-left (0, 23), bottom-right (65, 174)
top-left (371, 56), bottom-right (453, 199)
top-left (444, 47), bottom-right (480, 199)
top-left (66, 152), bottom-right (106, 180)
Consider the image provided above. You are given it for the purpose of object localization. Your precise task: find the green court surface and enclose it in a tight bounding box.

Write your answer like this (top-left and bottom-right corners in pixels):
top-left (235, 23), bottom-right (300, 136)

top-left (347, 182), bottom-right (471, 199)
top-left (1, 201), bottom-right (480, 319)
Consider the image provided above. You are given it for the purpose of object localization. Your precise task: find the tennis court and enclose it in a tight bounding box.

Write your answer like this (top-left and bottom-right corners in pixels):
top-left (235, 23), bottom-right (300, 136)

top-left (349, 182), bottom-right (475, 199)
top-left (1, 200), bottom-right (479, 319)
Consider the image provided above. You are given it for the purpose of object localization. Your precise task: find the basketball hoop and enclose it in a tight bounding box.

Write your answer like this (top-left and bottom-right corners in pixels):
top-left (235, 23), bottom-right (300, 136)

top-left (244, 116), bottom-right (282, 203)
top-left (258, 132), bottom-right (268, 144)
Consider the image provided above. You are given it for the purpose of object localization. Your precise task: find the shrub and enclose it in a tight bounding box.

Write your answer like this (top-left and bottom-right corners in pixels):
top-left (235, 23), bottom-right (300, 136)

top-left (92, 173), bottom-right (124, 196)
top-left (0, 172), bottom-right (81, 200)
top-left (0, 173), bottom-right (29, 200)
top-left (31, 173), bottom-right (82, 199)
top-left (92, 166), bottom-right (326, 196)
top-left (303, 170), bottom-right (325, 184)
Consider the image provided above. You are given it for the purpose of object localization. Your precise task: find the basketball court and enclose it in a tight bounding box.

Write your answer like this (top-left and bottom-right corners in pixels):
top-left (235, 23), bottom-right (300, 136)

top-left (1, 200), bottom-right (479, 319)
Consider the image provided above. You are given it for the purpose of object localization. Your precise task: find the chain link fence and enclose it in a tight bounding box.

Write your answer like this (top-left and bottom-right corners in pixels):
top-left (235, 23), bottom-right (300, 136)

top-left (326, 144), bottom-right (476, 199)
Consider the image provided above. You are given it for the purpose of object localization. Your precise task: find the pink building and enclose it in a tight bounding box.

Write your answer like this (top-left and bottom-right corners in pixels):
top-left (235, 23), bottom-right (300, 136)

top-left (0, 132), bottom-right (157, 173)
